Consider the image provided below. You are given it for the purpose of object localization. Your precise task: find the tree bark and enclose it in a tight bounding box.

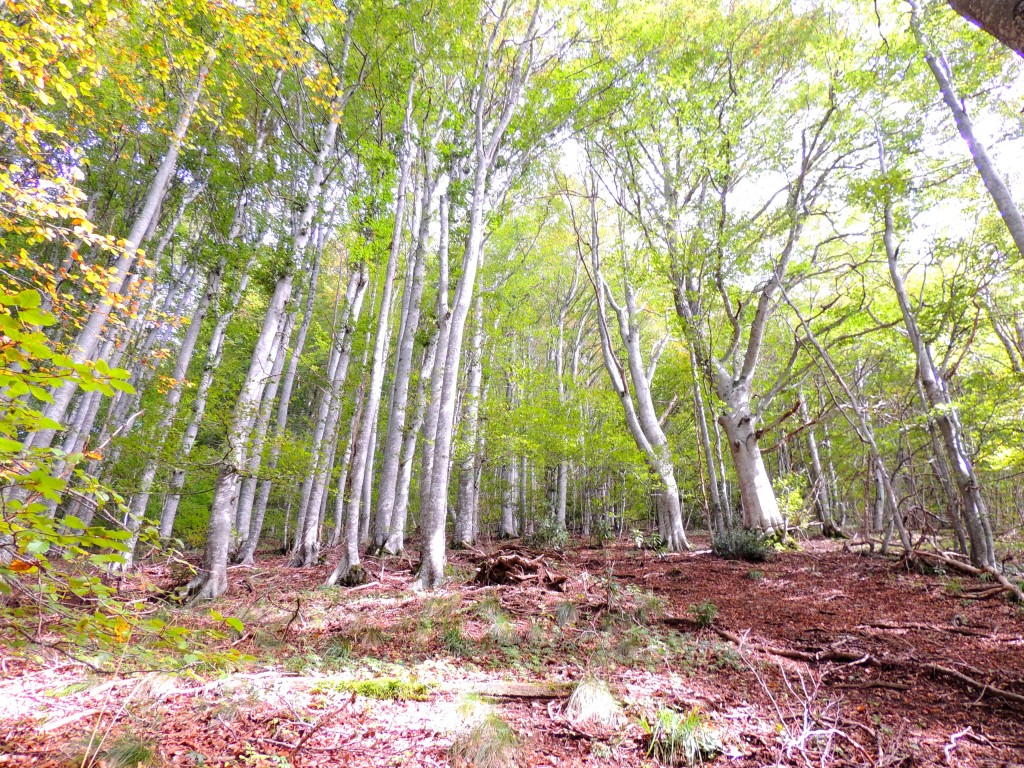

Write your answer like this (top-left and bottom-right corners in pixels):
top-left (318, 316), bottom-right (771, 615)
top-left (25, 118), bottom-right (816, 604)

top-left (947, 0), bottom-right (1024, 58)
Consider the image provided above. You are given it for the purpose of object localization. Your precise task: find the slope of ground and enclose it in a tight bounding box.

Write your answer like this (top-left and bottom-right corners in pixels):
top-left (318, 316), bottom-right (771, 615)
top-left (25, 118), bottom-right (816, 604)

top-left (2, 538), bottom-right (1023, 767)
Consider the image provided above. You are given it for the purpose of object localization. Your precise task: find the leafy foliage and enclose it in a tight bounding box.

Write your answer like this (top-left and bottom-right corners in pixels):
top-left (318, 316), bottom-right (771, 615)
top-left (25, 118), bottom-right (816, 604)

top-left (712, 530), bottom-right (778, 563)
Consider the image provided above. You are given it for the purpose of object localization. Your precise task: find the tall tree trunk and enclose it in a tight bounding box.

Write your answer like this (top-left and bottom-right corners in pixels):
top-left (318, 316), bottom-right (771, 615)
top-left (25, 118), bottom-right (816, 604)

top-left (454, 294), bottom-right (484, 547)
top-left (327, 84), bottom-right (416, 585)
top-left (911, 1), bottom-right (1024, 258)
top-left (290, 264), bottom-right (368, 566)
top-left (121, 263), bottom-right (222, 565)
top-left (416, 2), bottom-right (543, 589)
top-left (799, 394), bottom-right (837, 537)
top-left (158, 255), bottom-right (253, 538)
top-left (373, 150), bottom-right (439, 552)
top-left (692, 359), bottom-right (725, 537)
top-left (29, 56), bottom-right (214, 452)
top-left (184, 81), bottom-right (347, 600)
top-left (383, 331), bottom-right (438, 554)
top-left (880, 139), bottom-right (995, 567)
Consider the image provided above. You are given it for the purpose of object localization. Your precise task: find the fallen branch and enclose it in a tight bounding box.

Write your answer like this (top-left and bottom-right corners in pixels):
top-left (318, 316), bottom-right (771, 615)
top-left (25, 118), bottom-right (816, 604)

top-left (665, 618), bottom-right (1024, 710)
top-left (912, 551), bottom-right (1024, 602)
top-left (922, 663), bottom-right (1024, 706)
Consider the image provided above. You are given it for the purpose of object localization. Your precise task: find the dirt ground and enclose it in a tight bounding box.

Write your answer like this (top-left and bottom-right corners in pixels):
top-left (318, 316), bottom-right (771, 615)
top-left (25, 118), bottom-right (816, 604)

top-left (2, 538), bottom-right (1023, 767)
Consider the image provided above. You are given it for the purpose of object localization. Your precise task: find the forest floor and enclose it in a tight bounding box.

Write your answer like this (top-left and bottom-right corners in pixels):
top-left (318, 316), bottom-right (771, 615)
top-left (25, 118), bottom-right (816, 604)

top-left (3, 538), bottom-right (1024, 767)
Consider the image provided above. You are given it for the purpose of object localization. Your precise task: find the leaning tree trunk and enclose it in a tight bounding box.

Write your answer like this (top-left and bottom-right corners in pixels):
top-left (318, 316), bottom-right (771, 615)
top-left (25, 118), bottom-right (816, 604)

top-left (327, 83), bottom-right (416, 585)
top-left (911, 1), bottom-right (1024, 258)
top-left (121, 263), bottom-right (222, 566)
top-left (587, 181), bottom-right (690, 551)
top-left (879, 138), bottom-right (996, 568)
top-left (29, 56), bottom-right (214, 453)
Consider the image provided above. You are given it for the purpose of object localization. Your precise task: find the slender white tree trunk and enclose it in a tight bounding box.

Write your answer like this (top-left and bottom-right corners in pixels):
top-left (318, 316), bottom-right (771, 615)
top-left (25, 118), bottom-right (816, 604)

top-left (29, 56), bottom-right (214, 452)
top-left (879, 139), bottom-right (995, 566)
top-left (454, 295), bottom-right (484, 547)
top-left (910, 1), bottom-right (1024, 258)
top-left (326, 82), bottom-right (416, 584)
top-left (373, 153), bottom-right (440, 552)
top-left (121, 263), bottom-right (222, 565)
top-left (185, 85), bottom-right (346, 600)
top-left (383, 332), bottom-right (438, 554)
top-left (290, 264), bottom-right (368, 566)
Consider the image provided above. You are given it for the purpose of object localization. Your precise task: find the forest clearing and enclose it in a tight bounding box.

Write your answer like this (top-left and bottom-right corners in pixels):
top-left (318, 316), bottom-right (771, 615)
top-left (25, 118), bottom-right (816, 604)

top-left (4, 0), bottom-right (1024, 765)
top-left (3, 540), bottom-right (1023, 767)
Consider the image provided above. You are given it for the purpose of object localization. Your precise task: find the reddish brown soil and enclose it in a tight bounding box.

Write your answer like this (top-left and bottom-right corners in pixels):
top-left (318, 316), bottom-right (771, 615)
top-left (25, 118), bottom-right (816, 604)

top-left (2, 539), bottom-right (1023, 767)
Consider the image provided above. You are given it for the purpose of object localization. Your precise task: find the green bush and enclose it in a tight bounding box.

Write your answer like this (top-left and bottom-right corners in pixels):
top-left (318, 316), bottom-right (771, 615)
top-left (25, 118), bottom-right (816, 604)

top-left (711, 529), bottom-right (777, 563)
top-left (524, 517), bottom-right (569, 550)
top-left (689, 600), bottom-right (719, 628)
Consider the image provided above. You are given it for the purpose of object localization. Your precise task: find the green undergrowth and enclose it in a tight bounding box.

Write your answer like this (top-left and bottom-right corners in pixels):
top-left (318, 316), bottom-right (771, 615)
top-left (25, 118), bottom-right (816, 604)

top-left (641, 707), bottom-right (722, 766)
top-left (311, 676), bottom-right (432, 700)
top-left (711, 529), bottom-right (780, 562)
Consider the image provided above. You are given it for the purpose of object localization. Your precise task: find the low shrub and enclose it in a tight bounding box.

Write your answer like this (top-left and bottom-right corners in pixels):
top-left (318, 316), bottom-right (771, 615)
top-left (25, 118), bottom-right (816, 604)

top-left (689, 600), bottom-right (719, 629)
top-left (711, 530), bottom-right (777, 563)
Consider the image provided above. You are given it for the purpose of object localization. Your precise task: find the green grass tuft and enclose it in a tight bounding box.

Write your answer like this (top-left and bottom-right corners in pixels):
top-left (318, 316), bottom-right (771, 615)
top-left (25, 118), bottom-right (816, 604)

top-left (641, 707), bottom-right (722, 766)
top-left (450, 713), bottom-right (521, 768)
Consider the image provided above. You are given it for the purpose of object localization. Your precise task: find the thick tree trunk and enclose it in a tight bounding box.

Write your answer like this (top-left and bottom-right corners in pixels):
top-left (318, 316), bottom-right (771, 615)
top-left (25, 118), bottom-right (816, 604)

top-left (947, 0), bottom-right (1024, 58)
top-left (587, 182), bottom-right (690, 551)
top-left (330, 405), bottom-right (361, 548)
top-left (718, 387), bottom-right (785, 534)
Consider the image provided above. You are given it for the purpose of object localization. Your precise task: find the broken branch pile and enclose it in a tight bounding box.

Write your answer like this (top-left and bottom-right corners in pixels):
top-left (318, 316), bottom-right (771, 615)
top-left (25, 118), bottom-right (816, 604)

top-left (472, 549), bottom-right (566, 591)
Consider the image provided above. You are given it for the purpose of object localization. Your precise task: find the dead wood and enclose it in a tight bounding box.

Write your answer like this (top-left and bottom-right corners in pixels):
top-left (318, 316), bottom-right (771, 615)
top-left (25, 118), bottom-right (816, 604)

top-left (911, 550), bottom-right (1024, 602)
top-left (473, 550), bottom-right (566, 590)
top-left (921, 663), bottom-right (1024, 706)
top-left (665, 617), bottom-right (1024, 710)
top-left (452, 680), bottom-right (574, 699)
top-left (856, 621), bottom-right (993, 638)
